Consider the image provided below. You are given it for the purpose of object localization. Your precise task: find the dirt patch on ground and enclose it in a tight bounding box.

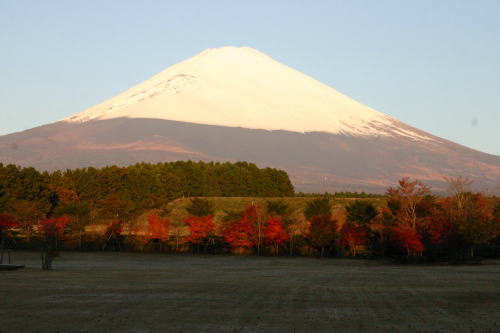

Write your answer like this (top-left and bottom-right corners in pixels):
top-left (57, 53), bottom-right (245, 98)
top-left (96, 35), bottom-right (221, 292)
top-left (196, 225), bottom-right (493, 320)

top-left (1, 252), bottom-right (499, 332)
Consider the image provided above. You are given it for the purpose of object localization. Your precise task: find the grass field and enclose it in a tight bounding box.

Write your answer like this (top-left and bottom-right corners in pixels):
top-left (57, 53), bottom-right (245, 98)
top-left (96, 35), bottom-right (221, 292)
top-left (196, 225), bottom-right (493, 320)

top-left (165, 196), bottom-right (386, 224)
top-left (1, 252), bottom-right (499, 333)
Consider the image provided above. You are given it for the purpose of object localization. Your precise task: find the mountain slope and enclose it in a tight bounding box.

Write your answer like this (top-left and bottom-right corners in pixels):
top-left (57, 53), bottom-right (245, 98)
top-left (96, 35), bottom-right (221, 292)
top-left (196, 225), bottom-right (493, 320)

top-left (1, 117), bottom-right (498, 193)
top-left (1, 46), bottom-right (499, 193)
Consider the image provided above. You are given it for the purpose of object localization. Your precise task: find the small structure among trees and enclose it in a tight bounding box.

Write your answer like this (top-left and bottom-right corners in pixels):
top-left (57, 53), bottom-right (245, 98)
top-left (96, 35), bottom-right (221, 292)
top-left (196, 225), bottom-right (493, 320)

top-left (102, 220), bottom-right (124, 251)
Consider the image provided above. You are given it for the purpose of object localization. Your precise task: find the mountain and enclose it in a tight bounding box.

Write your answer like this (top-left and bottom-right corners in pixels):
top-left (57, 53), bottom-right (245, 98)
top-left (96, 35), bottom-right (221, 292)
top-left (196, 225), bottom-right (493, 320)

top-left (1, 46), bottom-right (499, 193)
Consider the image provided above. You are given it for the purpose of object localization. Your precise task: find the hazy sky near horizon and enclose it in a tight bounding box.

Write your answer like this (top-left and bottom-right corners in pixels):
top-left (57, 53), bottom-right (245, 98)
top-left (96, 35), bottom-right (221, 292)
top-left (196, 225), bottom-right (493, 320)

top-left (0, 0), bottom-right (499, 154)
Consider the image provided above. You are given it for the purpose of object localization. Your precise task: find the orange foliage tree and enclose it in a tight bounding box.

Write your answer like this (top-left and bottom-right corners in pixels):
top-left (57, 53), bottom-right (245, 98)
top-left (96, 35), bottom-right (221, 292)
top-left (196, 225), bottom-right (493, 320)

top-left (144, 211), bottom-right (170, 252)
top-left (222, 218), bottom-right (254, 251)
top-left (38, 216), bottom-right (68, 270)
top-left (264, 216), bottom-right (289, 255)
top-left (266, 200), bottom-right (297, 256)
top-left (184, 215), bottom-right (215, 252)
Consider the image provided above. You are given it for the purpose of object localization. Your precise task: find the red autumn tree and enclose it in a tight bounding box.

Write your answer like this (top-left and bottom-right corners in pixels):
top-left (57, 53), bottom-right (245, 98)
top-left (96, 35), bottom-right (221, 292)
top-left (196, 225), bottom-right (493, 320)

top-left (419, 198), bottom-right (454, 245)
top-left (266, 200), bottom-right (297, 256)
top-left (222, 218), bottom-right (254, 251)
top-left (264, 216), bottom-right (289, 255)
top-left (340, 222), bottom-right (367, 257)
top-left (390, 226), bottom-right (424, 256)
top-left (184, 215), bottom-right (215, 252)
top-left (38, 216), bottom-right (68, 270)
top-left (222, 205), bottom-right (266, 254)
top-left (144, 211), bottom-right (170, 252)
top-left (148, 211), bottom-right (170, 241)
top-left (0, 213), bottom-right (19, 264)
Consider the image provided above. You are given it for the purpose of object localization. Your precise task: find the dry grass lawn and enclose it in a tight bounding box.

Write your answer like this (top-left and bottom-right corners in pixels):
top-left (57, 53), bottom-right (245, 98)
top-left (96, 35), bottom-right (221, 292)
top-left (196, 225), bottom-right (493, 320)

top-left (1, 251), bottom-right (499, 332)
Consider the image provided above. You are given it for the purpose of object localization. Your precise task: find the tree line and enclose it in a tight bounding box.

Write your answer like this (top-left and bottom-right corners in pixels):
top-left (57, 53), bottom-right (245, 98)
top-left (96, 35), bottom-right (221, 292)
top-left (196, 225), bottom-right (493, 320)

top-left (1, 168), bottom-right (499, 269)
top-left (145, 177), bottom-right (498, 261)
top-left (0, 160), bottom-right (293, 240)
top-left (0, 161), bottom-right (293, 268)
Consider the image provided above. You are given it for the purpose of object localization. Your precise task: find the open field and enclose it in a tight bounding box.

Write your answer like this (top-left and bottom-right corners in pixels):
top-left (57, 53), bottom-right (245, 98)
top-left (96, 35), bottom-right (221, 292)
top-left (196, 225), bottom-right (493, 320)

top-left (1, 252), bottom-right (499, 333)
top-left (166, 196), bottom-right (386, 223)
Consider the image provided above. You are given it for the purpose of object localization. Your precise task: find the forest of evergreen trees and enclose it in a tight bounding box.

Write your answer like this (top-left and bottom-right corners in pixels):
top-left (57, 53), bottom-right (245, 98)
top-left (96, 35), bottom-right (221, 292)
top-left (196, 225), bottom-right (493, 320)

top-left (0, 161), bottom-right (294, 212)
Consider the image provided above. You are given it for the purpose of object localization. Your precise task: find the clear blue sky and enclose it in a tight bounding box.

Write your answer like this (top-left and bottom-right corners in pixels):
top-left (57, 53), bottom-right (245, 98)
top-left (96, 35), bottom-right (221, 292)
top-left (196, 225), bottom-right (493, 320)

top-left (1, 0), bottom-right (499, 154)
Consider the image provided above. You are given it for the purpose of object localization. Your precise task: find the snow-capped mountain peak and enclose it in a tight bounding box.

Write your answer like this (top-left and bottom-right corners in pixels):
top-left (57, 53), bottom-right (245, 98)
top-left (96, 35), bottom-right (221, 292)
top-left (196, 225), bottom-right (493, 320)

top-left (65, 46), bottom-right (431, 141)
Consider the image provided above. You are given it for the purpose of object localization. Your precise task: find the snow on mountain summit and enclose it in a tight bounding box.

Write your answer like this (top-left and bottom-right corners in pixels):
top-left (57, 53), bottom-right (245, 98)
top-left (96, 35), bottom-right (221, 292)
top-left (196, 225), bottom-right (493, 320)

top-left (65, 46), bottom-right (431, 140)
